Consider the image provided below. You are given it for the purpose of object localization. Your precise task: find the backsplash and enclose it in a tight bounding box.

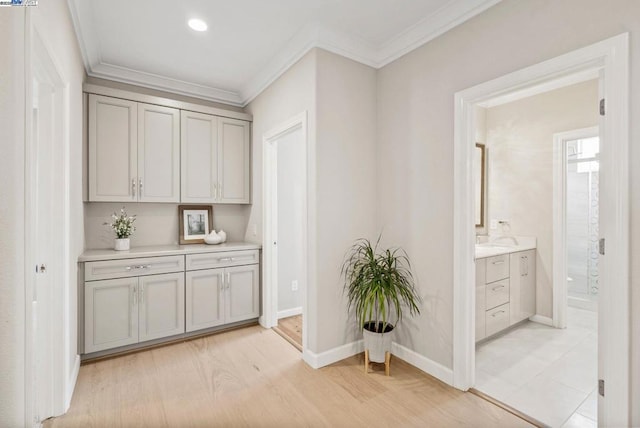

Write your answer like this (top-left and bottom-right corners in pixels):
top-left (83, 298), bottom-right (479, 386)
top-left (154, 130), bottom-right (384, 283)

top-left (84, 202), bottom-right (251, 249)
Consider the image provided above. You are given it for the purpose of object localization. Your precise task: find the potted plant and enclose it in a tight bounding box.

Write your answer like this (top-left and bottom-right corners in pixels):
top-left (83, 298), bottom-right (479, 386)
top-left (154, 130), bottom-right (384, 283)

top-left (341, 237), bottom-right (420, 372)
top-left (105, 207), bottom-right (136, 251)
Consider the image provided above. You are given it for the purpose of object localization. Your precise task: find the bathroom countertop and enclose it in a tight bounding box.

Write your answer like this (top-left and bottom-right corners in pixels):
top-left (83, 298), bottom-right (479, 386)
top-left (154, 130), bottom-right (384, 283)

top-left (79, 242), bottom-right (261, 262)
top-left (475, 236), bottom-right (536, 260)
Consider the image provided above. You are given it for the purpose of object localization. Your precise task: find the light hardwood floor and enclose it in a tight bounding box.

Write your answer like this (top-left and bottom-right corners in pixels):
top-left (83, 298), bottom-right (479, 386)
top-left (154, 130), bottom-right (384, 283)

top-left (274, 314), bottom-right (302, 350)
top-left (46, 326), bottom-right (532, 427)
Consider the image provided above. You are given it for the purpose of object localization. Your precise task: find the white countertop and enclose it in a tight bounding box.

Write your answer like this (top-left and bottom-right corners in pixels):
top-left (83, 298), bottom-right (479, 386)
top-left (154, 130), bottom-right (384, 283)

top-left (475, 236), bottom-right (536, 260)
top-left (79, 242), bottom-right (261, 262)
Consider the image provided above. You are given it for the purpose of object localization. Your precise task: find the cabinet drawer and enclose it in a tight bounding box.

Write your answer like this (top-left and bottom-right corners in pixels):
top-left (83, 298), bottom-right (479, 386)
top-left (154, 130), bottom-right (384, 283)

top-left (85, 255), bottom-right (184, 281)
top-left (486, 254), bottom-right (509, 283)
top-left (186, 250), bottom-right (259, 271)
top-left (486, 303), bottom-right (510, 337)
top-left (486, 278), bottom-right (509, 310)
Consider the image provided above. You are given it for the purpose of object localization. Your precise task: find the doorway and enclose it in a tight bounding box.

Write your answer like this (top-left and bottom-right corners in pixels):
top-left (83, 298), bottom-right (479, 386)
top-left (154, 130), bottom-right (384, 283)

top-left (25, 27), bottom-right (70, 424)
top-left (262, 112), bottom-right (308, 353)
top-left (453, 34), bottom-right (629, 427)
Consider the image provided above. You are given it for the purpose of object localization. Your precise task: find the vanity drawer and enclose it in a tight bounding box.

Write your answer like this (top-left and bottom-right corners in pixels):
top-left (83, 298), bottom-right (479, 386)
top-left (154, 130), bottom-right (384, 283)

top-left (486, 254), bottom-right (510, 283)
top-left (486, 303), bottom-right (510, 337)
top-left (186, 250), bottom-right (259, 271)
top-left (486, 278), bottom-right (509, 310)
top-left (85, 255), bottom-right (185, 281)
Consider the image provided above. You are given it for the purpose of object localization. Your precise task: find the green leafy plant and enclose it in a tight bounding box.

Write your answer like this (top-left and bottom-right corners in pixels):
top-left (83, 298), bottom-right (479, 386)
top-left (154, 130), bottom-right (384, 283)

top-left (341, 237), bottom-right (420, 333)
top-left (105, 207), bottom-right (136, 239)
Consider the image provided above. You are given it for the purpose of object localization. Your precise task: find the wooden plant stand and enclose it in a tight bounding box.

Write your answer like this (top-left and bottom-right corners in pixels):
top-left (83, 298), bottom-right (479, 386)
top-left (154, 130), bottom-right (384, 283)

top-left (364, 349), bottom-right (391, 376)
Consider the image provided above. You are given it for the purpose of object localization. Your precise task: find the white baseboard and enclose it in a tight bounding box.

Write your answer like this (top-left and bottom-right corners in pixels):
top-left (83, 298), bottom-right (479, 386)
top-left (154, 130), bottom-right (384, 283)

top-left (277, 306), bottom-right (303, 319)
top-left (529, 314), bottom-right (554, 327)
top-left (65, 354), bottom-right (80, 411)
top-left (303, 340), bottom-right (364, 369)
top-left (391, 342), bottom-right (454, 386)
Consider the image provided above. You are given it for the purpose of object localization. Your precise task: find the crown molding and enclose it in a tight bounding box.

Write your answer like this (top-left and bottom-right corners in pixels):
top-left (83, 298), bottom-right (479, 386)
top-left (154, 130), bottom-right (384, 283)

top-left (67, 0), bottom-right (501, 107)
top-left (375, 0), bottom-right (502, 67)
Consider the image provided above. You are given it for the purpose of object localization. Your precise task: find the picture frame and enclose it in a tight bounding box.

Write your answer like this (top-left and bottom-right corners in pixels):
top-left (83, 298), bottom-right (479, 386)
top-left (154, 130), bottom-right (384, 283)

top-left (178, 205), bottom-right (213, 244)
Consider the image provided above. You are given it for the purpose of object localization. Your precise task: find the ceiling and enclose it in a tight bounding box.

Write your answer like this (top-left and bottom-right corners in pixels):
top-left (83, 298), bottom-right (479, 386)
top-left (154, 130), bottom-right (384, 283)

top-left (68, 0), bottom-right (500, 106)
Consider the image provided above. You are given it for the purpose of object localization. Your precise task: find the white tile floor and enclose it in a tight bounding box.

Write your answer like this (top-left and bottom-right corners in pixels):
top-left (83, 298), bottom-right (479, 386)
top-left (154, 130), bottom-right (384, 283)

top-left (475, 307), bottom-right (597, 427)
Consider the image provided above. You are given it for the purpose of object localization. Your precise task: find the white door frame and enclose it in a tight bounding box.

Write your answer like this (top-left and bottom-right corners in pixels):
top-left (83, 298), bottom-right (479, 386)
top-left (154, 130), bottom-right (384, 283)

top-left (24, 17), bottom-right (71, 425)
top-left (453, 33), bottom-right (629, 426)
top-left (261, 111), bottom-right (309, 355)
top-left (552, 126), bottom-right (599, 329)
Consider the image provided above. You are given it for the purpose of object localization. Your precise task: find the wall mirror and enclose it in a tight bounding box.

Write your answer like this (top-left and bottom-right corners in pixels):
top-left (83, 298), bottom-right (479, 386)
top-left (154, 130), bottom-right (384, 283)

top-left (475, 143), bottom-right (486, 227)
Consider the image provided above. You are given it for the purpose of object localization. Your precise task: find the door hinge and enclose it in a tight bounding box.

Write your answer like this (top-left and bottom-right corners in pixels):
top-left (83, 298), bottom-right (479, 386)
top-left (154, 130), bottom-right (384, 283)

top-left (599, 238), bottom-right (605, 255)
top-left (599, 379), bottom-right (605, 397)
top-left (599, 98), bottom-right (606, 116)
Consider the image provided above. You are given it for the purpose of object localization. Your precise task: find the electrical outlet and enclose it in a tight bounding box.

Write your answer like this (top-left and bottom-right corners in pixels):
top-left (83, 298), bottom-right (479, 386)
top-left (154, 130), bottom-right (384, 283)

top-left (291, 280), bottom-right (298, 291)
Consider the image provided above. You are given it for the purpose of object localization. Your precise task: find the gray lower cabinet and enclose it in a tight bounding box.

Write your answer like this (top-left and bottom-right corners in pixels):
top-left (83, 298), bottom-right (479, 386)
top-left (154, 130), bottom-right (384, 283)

top-left (185, 263), bottom-right (259, 332)
top-left (84, 272), bottom-right (185, 353)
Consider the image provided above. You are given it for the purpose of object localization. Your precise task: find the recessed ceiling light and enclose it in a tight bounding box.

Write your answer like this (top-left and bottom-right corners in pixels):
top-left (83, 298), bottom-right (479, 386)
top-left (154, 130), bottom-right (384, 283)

top-left (188, 18), bottom-right (207, 32)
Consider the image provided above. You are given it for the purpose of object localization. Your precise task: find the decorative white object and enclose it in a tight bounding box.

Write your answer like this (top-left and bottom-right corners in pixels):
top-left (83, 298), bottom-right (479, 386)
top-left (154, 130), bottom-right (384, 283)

top-left (204, 230), bottom-right (222, 245)
top-left (218, 230), bottom-right (227, 243)
top-left (114, 238), bottom-right (130, 251)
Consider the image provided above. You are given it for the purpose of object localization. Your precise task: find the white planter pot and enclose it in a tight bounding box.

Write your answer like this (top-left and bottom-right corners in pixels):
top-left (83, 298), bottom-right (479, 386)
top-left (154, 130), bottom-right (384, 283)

top-left (363, 323), bottom-right (394, 363)
top-left (114, 238), bottom-right (130, 251)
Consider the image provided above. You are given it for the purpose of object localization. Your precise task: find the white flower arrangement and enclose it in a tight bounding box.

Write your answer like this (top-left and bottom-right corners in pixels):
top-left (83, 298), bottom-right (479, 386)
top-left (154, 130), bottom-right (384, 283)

top-left (105, 207), bottom-right (136, 239)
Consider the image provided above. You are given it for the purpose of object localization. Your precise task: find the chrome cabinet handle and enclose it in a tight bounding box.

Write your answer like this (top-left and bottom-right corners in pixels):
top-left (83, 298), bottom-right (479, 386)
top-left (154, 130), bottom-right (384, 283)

top-left (492, 285), bottom-right (505, 291)
top-left (492, 310), bottom-right (505, 317)
top-left (140, 284), bottom-right (145, 304)
top-left (220, 273), bottom-right (224, 291)
top-left (139, 177), bottom-right (143, 196)
top-left (226, 272), bottom-right (231, 289)
top-left (213, 183), bottom-right (217, 200)
top-left (219, 182), bottom-right (223, 200)
top-left (133, 265), bottom-right (151, 270)
top-left (492, 260), bottom-right (504, 265)
top-left (132, 285), bottom-right (137, 305)
top-left (125, 266), bottom-right (132, 271)
top-left (219, 257), bottom-right (234, 262)
top-left (132, 178), bottom-right (137, 198)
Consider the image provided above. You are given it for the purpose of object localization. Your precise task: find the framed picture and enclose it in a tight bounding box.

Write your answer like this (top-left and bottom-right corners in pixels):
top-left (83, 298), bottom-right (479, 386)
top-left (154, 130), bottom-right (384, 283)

top-left (178, 205), bottom-right (213, 244)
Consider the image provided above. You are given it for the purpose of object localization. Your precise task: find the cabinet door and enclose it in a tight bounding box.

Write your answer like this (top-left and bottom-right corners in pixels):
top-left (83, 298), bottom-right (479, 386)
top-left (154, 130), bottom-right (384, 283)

top-left (138, 272), bottom-right (185, 342)
top-left (88, 94), bottom-right (138, 202)
top-left (185, 269), bottom-right (225, 332)
top-left (181, 111), bottom-right (218, 203)
top-left (138, 103), bottom-right (180, 202)
top-left (218, 118), bottom-right (250, 204)
top-left (521, 250), bottom-right (536, 319)
top-left (85, 277), bottom-right (138, 353)
top-left (225, 264), bottom-right (259, 323)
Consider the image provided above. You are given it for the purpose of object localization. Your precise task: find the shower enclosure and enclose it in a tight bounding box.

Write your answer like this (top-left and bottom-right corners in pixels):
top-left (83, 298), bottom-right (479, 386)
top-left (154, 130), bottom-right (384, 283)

top-left (566, 136), bottom-right (599, 311)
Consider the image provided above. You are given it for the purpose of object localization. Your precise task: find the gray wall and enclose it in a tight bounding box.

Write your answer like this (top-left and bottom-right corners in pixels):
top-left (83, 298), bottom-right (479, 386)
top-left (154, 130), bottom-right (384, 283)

top-left (376, 1), bottom-right (640, 423)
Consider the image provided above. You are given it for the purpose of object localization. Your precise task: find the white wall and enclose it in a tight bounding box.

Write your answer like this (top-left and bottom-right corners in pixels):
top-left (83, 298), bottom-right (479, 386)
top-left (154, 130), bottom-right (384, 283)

top-left (84, 203), bottom-right (250, 249)
top-left (485, 80), bottom-right (599, 318)
top-left (246, 48), bottom-right (377, 354)
top-left (314, 49), bottom-right (378, 352)
top-left (377, 5), bottom-right (640, 419)
top-left (276, 128), bottom-right (305, 314)
top-left (0, 0), bottom-right (85, 423)
top-left (0, 9), bottom-right (27, 426)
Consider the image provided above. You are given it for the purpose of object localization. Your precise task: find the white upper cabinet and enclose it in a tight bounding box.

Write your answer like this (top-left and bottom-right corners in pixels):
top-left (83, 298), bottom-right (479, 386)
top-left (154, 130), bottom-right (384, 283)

top-left (218, 117), bottom-right (251, 204)
top-left (180, 111), bottom-right (218, 203)
top-left (88, 94), bottom-right (137, 202)
top-left (181, 113), bottom-right (251, 204)
top-left (88, 95), bottom-right (179, 202)
top-left (137, 103), bottom-right (180, 202)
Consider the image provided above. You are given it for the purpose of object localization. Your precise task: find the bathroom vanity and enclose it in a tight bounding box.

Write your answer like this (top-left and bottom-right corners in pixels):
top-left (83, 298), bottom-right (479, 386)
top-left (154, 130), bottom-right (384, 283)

top-left (475, 239), bottom-right (536, 342)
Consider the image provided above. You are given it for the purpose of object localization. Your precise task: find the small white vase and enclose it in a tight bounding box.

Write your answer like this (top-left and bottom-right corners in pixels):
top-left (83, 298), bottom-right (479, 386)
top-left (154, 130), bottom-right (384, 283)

top-left (218, 230), bottom-right (227, 243)
top-left (114, 238), bottom-right (130, 251)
